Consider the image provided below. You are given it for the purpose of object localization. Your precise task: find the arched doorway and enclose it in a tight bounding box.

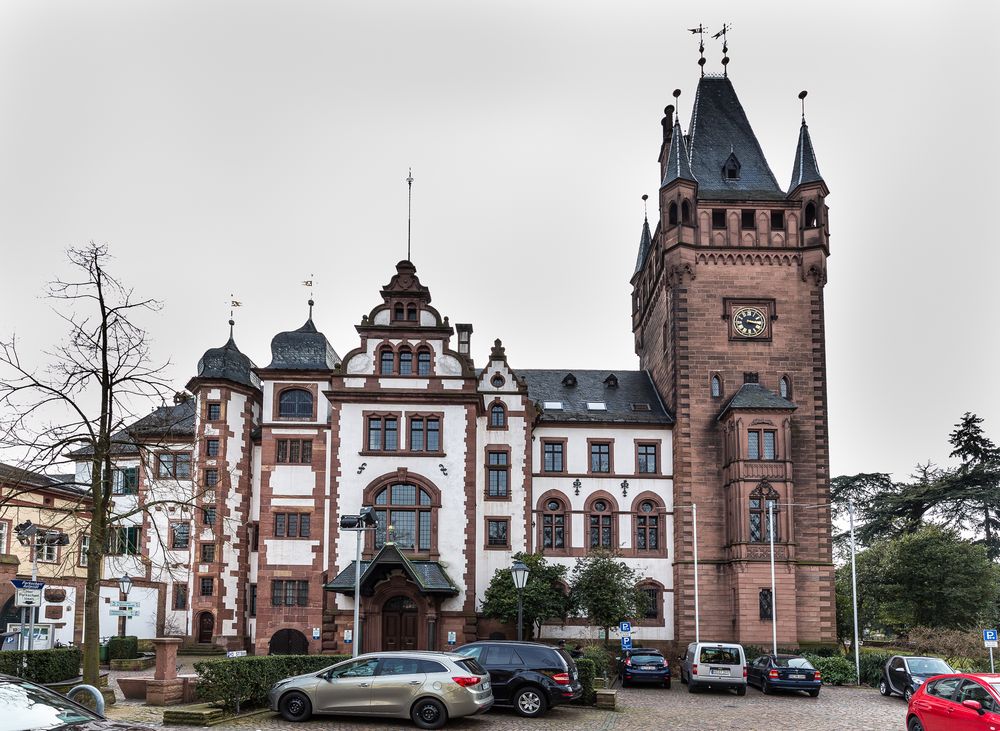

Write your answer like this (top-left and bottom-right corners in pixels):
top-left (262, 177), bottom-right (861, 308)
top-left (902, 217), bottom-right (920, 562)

top-left (269, 628), bottom-right (309, 655)
top-left (197, 612), bottom-right (214, 644)
top-left (382, 595), bottom-right (418, 651)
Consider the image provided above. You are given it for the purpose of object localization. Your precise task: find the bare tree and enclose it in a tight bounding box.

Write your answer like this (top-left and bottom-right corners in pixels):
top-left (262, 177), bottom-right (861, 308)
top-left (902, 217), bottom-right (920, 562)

top-left (0, 243), bottom-right (173, 683)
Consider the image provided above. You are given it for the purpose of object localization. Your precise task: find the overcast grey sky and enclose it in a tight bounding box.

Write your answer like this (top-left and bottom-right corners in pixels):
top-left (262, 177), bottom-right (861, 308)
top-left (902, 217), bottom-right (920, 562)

top-left (0, 0), bottom-right (997, 481)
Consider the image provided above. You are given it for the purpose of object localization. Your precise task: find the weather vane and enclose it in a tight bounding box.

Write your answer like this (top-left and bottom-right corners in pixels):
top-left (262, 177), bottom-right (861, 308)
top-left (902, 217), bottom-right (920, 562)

top-left (798, 90), bottom-right (808, 122)
top-left (672, 88), bottom-right (682, 123)
top-left (406, 168), bottom-right (414, 262)
top-left (228, 294), bottom-right (242, 337)
top-left (688, 24), bottom-right (707, 76)
top-left (301, 276), bottom-right (314, 318)
top-left (713, 23), bottom-right (732, 77)
top-left (642, 193), bottom-right (648, 220)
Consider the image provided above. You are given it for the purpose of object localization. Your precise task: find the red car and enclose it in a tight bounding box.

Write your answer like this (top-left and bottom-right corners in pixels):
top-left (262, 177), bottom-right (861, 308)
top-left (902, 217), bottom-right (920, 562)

top-left (906, 673), bottom-right (1000, 730)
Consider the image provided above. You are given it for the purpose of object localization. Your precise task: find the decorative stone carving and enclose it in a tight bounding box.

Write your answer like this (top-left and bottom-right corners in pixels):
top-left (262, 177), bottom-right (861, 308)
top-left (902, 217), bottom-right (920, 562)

top-left (438, 355), bottom-right (462, 375)
top-left (346, 354), bottom-right (372, 374)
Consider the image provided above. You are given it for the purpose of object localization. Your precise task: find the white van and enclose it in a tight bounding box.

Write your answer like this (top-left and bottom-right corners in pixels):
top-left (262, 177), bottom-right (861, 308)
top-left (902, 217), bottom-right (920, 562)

top-left (680, 642), bottom-right (747, 695)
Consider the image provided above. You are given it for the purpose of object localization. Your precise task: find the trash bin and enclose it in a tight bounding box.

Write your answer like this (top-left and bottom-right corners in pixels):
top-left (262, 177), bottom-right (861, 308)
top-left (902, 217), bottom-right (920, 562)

top-left (99, 643), bottom-right (108, 663)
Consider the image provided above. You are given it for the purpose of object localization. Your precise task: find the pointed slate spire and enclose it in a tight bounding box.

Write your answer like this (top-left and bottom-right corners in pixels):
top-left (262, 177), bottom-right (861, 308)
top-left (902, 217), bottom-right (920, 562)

top-left (788, 119), bottom-right (824, 193)
top-left (633, 214), bottom-right (653, 274)
top-left (661, 117), bottom-right (696, 187)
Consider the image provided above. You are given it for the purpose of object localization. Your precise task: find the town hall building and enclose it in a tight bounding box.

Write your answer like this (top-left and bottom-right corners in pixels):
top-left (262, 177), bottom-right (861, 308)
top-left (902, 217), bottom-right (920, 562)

top-left (1, 66), bottom-right (836, 655)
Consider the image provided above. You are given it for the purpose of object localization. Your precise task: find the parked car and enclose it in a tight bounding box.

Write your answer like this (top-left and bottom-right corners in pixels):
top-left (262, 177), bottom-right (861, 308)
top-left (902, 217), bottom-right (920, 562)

top-left (267, 651), bottom-right (493, 729)
top-left (679, 642), bottom-right (747, 695)
top-left (905, 673), bottom-right (1000, 730)
top-left (617, 647), bottom-right (671, 688)
top-left (747, 654), bottom-right (821, 696)
top-left (455, 640), bottom-right (582, 718)
top-left (0, 673), bottom-right (154, 730)
top-left (880, 655), bottom-right (955, 702)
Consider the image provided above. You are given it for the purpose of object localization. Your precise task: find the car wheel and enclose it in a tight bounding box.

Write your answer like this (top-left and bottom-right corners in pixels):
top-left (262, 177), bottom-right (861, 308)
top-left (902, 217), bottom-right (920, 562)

top-left (514, 687), bottom-right (547, 718)
top-left (411, 698), bottom-right (448, 730)
top-left (279, 691), bottom-right (312, 722)
top-left (879, 679), bottom-right (891, 697)
top-left (904, 686), bottom-right (915, 702)
top-left (664, 679), bottom-right (671, 690)
top-left (736, 685), bottom-right (747, 697)
top-left (680, 669), bottom-right (688, 685)
top-left (687, 680), bottom-right (699, 693)
top-left (907, 717), bottom-right (925, 731)
top-left (809, 688), bottom-right (820, 698)
top-left (621, 678), bottom-right (628, 688)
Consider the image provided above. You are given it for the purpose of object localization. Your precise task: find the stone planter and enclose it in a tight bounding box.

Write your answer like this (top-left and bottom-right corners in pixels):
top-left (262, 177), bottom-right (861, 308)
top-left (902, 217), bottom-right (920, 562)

top-left (593, 677), bottom-right (608, 689)
top-left (110, 654), bottom-right (156, 671)
top-left (595, 689), bottom-right (617, 709)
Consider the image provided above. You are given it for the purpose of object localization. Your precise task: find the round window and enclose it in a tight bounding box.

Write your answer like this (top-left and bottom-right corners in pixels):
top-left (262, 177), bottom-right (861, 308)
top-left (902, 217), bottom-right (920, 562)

top-left (546, 500), bottom-right (561, 511)
top-left (641, 501), bottom-right (653, 513)
top-left (491, 374), bottom-right (505, 388)
top-left (593, 500), bottom-right (607, 512)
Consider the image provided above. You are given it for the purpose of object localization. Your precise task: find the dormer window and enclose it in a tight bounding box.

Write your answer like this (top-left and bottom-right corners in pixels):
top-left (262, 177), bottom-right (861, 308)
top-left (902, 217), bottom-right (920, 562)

top-left (561, 373), bottom-right (577, 388)
top-left (604, 374), bottom-right (618, 388)
top-left (723, 152), bottom-right (741, 180)
top-left (394, 303), bottom-right (404, 321)
top-left (542, 401), bottom-right (563, 410)
top-left (406, 304), bottom-right (418, 321)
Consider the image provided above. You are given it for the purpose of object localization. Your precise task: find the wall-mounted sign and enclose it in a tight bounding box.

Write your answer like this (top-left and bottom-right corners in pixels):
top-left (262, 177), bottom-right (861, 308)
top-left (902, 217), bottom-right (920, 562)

top-left (312, 627), bottom-right (321, 640)
top-left (344, 629), bottom-right (353, 644)
top-left (447, 631), bottom-right (456, 645)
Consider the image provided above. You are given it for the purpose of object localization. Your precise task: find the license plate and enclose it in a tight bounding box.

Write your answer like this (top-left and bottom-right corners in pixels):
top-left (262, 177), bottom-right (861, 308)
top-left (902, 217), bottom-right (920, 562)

top-left (481, 681), bottom-right (490, 690)
top-left (789, 674), bottom-right (805, 680)
top-left (710, 668), bottom-right (730, 676)
top-left (641, 665), bottom-right (658, 670)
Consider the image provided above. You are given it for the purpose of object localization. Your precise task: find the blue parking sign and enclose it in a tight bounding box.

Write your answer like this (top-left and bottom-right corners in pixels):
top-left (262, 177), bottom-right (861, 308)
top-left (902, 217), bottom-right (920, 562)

top-left (619, 621), bottom-right (632, 634)
top-left (985, 629), bottom-right (998, 642)
top-left (621, 635), bottom-right (632, 650)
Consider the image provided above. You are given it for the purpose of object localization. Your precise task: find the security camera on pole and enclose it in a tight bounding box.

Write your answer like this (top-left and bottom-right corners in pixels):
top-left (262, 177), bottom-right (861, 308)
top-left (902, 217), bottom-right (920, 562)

top-left (339, 507), bottom-right (377, 657)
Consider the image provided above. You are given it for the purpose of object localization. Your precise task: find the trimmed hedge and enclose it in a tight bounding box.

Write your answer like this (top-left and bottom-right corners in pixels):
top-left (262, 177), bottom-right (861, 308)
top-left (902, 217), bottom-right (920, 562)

top-left (803, 654), bottom-right (855, 686)
top-left (859, 651), bottom-right (894, 687)
top-left (195, 654), bottom-right (350, 711)
top-left (0, 647), bottom-right (81, 683)
top-left (575, 658), bottom-right (596, 705)
top-left (107, 635), bottom-right (139, 661)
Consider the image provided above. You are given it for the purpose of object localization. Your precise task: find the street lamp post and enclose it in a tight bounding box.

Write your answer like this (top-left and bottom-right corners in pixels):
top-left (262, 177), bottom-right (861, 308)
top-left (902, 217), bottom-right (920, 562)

top-left (510, 560), bottom-right (529, 642)
top-left (118, 574), bottom-right (133, 638)
top-left (848, 499), bottom-right (861, 685)
top-left (339, 507), bottom-right (377, 658)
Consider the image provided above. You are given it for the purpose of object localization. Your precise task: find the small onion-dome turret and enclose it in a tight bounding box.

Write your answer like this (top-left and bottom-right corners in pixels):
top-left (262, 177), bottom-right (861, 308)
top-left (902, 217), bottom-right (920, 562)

top-left (266, 317), bottom-right (341, 371)
top-left (196, 324), bottom-right (261, 389)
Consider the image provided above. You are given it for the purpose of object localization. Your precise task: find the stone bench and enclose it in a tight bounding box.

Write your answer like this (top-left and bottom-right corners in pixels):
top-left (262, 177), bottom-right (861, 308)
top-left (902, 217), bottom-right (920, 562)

top-left (595, 688), bottom-right (617, 709)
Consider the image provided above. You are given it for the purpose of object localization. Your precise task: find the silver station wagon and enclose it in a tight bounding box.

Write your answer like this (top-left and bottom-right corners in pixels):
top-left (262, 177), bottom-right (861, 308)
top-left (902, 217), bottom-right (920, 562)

top-left (267, 651), bottom-right (493, 729)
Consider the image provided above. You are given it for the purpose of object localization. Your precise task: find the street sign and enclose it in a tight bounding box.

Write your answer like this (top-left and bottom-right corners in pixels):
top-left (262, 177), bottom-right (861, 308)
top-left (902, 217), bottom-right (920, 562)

top-left (447, 631), bottom-right (457, 645)
top-left (226, 650), bottom-right (247, 658)
top-left (14, 588), bottom-right (42, 607)
top-left (344, 629), bottom-right (353, 644)
top-left (312, 627), bottom-right (321, 640)
top-left (10, 579), bottom-right (45, 591)
top-left (109, 609), bottom-right (139, 617)
top-left (111, 601), bottom-right (139, 609)
top-left (619, 621), bottom-right (632, 634)
top-left (621, 636), bottom-right (633, 650)
top-left (985, 629), bottom-right (998, 648)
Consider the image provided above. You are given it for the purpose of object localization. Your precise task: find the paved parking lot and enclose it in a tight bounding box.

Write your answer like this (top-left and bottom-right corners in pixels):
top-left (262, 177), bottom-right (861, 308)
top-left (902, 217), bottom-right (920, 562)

top-left (106, 682), bottom-right (908, 730)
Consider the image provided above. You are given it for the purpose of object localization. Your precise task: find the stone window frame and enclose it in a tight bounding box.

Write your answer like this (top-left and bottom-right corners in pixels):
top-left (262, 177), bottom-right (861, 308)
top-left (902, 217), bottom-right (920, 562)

top-left (172, 583), bottom-right (188, 610)
top-left (107, 524), bottom-right (141, 558)
top-left (276, 437), bottom-right (314, 464)
top-left (416, 347), bottom-right (433, 376)
top-left (484, 516), bottom-right (511, 550)
top-left (199, 576), bottom-right (214, 597)
top-left (779, 375), bottom-right (792, 400)
top-left (275, 385), bottom-right (317, 421)
top-left (0, 518), bottom-right (9, 555)
top-left (204, 468), bottom-right (219, 488)
top-left (362, 410), bottom-right (404, 454)
top-left (759, 587), bottom-right (774, 620)
top-left (749, 482), bottom-right (780, 543)
top-left (273, 512), bottom-right (312, 539)
top-left (635, 578), bottom-right (665, 626)
top-left (484, 445), bottom-right (512, 501)
top-left (271, 579), bottom-right (309, 607)
top-left (711, 372), bottom-right (723, 399)
top-left (204, 438), bottom-right (221, 458)
top-left (586, 492), bottom-right (618, 549)
top-left (746, 428), bottom-right (778, 461)
top-left (487, 399), bottom-right (508, 431)
top-left (404, 412), bottom-right (445, 456)
top-left (205, 400), bottom-right (224, 423)
top-left (630, 492), bottom-right (666, 557)
top-left (202, 506), bottom-right (217, 527)
top-left (168, 520), bottom-right (191, 551)
top-left (541, 438), bottom-right (567, 474)
top-left (199, 541), bottom-right (217, 564)
top-left (156, 451), bottom-right (192, 480)
top-left (397, 345), bottom-right (415, 376)
top-left (587, 439), bottom-right (614, 475)
top-left (536, 490), bottom-right (571, 556)
top-left (378, 345), bottom-right (395, 375)
top-left (634, 439), bottom-right (661, 475)
top-left (362, 472), bottom-right (442, 559)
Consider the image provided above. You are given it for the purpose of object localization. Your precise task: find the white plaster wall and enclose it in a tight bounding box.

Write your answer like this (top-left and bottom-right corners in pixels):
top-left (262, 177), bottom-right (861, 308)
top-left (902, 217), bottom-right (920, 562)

top-left (218, 390), bottom-right (249, 638)
top-left (263, 538), bottom-right (319, 565)
top-left (262, 380), bottom-right (329, 425)
top-left (95, 584), bottom-right (159, 639)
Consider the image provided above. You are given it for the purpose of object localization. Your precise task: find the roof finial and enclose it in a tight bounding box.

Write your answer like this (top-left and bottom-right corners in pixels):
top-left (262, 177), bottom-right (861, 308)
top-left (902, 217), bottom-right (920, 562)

top-left (301, 276), bottom-right (314, 319)
top-left (406, 168), bottom-right (414, 262)
top-left (688, 24), bottom-right (707, 77)
top-left (713, 23), bottom-right (732, 77)
top-left (228, 294), bottom-right (242, 339)
top-left (641, 193), bottom-right (649, 221)
top-left (672, 88), bottom-right (681, 123)
top-left (798, 89), bottom-right (808, 123)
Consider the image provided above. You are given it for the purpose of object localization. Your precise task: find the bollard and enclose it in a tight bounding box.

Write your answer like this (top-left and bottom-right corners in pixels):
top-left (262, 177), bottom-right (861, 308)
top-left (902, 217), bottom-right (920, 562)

top-left (67, 684), bottom-right (105, 715)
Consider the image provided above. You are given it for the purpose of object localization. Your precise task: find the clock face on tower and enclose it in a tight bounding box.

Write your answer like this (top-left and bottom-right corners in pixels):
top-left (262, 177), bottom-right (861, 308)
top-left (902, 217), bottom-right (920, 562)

top-left (732, 307), bottom-right (767, 338)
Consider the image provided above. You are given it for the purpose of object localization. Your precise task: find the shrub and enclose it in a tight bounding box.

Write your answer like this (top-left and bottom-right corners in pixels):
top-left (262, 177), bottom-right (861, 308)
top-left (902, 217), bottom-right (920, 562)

top-left (107, 635), bottom-right (139, 660)
top-left (0, 647), bottom-right (81, 683)
top-left (195, 654), bottom-right (350, 711)
top-left (580, 643), bottom-right (615, 679)
top-left (575, 658), bottom-right (596, 705)
top-left (858, 651), bottom-right (894, 687)
top-left (804, 654), bottom-right (855, 686)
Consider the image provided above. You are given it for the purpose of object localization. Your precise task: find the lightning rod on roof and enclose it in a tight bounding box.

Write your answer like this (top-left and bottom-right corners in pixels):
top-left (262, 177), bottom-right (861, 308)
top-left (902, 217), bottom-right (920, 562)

top-left (688, 24), bottom-right (707, 76)
top-left (406, 168), bottom-right (414, 262)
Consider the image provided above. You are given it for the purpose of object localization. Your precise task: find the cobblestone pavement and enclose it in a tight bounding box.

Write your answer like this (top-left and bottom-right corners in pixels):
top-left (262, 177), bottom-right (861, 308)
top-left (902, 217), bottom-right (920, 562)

top-left (104, 681), bottom-right (908, 730)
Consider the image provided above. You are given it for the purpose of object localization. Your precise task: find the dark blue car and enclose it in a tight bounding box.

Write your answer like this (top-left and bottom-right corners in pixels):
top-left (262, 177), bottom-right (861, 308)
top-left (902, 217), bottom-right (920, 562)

top-left (619, 648), bottom-right (671, 688)
top-left (747, 654), bottom-right (821, 696)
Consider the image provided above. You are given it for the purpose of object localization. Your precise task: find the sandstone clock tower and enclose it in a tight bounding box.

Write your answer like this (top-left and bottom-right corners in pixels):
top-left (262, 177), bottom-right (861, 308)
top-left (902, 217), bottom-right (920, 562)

top-left (632, 74), bottom-right (836, 647)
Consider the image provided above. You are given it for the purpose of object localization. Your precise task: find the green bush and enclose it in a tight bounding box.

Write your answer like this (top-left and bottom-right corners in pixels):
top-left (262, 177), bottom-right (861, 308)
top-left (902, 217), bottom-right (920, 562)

top-left (858, 651), bottom-right (894, 687)
top-left (580, 643), bottom-right (615, 679)
top-left (575, 658), bottom-right (596, 705)
top-left (804, 654), bottom-right (855, 686)
top-left (0, 648), bottom-right (81, 683)
top-left (195, 654), bottom-right (350, 711)
top-left (107, 635), bottom-right (139, 660)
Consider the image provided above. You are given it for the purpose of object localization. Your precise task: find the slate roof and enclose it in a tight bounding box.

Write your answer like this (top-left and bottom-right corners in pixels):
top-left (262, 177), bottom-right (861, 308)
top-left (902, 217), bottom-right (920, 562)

top-left (265, 318), bottom-right (341, 371)
top-left (517, 369), bottom-right (672, 425)
top-left (788, 120), bottom-right (824, 192)
top-left (661, 117), bottom-right (696, 187)
top-left (687, 76), bottom-right (785, 201)
top-left (69, 401), bottom-right (197, 457)
top-left (196, 334), bottom-right (261, 390)
top-left (718, 383), bottom-right (796, 420)
top-left (0, 463), bottom-right (86, 495)
top-left (325, 545), bottom-right (459, 596)
top-left (633, 217), bottom-right (653, 275)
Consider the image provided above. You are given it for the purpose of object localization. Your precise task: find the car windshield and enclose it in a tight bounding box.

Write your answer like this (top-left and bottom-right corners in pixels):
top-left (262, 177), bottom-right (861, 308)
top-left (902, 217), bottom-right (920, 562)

top-left (907, 658), bottom-right (952, 675)
top-left (776, 657), bottom-right (815, 670)
top-left (0, 680), bottom-right (101, 730)
top-left (631, 654), bottom-right (663, 664)
top-left (700, 647), bottom-right (740, 664)
top-left (991, 682), bottom-right (1000, 697)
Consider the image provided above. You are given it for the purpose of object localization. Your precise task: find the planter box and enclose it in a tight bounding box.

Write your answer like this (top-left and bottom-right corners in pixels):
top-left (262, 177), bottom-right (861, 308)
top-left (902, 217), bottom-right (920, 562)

top-left (110, 655), bottom-right (155, 671)
top-left (595, 689), bottom-right (617, 709)
top-left (593, 677), bottom-right (608, 689)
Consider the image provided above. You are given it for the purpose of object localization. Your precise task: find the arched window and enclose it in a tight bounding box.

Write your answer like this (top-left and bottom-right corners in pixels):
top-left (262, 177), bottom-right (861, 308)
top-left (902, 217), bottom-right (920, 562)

top-left (804, 201), bottom-right (818, 228)
top-left (278, 389), bottom-right (313, 419)
top-left (417, 349), bottom-right (432, 376)
top-left (407, 304), bottom-right (418, 321)
top-left (779, 376), bottom-right (791, 400)
top-left (398, 348), bottom-right (413, 376)
top-left (379, 348), bottom-right (394, 375)
top-left (374, 483), bottom-right (434, 551)
top-left (635, 500), bottom-right (660, 551)
top-left (749, 482), bottom-right (780, 543)
top-left (668, 201), bottom-right (678, 226)
top-left (711, 375), bottom-right (722, 398)
top-left (723, 153), bottom-right (741, 180)
top-left (637, 581), bottom-right (662, 620)
top-left (541, 497), bottom-right (567, 550)
top-left (489, 403), bottom-right (506, 428)
top-left (588, 497), bottom-right (614, 549)
top-left (681, 200), bottom-right (692, 224)
top-left (394, 303), bottom-right (404, 320)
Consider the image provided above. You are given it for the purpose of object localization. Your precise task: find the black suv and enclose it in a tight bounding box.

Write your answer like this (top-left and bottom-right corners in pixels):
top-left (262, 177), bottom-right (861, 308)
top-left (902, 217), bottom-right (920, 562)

top-left (455, 641), bottom-right (582, 718)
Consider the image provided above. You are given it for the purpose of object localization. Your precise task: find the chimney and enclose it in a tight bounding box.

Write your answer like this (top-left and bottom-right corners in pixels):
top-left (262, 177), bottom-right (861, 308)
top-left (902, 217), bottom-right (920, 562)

top-left (456, 323), bottom-right (473, 357)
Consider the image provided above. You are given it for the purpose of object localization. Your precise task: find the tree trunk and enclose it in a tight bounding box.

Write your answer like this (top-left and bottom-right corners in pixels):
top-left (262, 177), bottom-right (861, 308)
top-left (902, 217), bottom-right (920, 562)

top-left (82, 507), bottom-right (105, 684)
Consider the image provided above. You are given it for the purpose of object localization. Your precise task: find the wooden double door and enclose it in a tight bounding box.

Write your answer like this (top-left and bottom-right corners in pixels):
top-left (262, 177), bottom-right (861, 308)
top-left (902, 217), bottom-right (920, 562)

top-left (382, 596), bottom-right (418, 651)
